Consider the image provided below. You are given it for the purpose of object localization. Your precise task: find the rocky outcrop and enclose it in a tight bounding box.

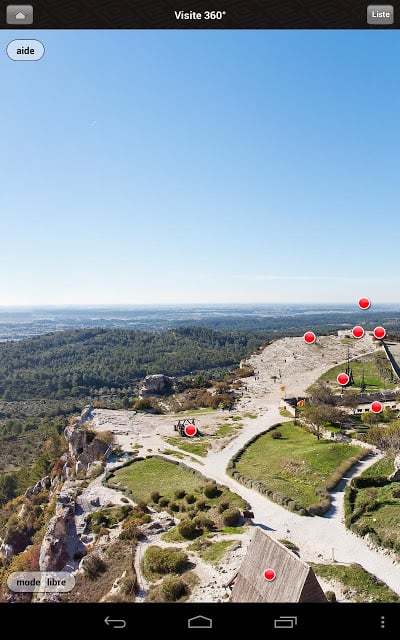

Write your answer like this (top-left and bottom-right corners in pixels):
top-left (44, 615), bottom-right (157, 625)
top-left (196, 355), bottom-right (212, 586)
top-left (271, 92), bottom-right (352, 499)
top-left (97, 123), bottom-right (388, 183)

top-left (64, 423), bottom-right (111, 475)
top-left (76, 438), bottom-right (109, 474)
top-left (0, 538), bottom-right (13, 560)
top-left (39, 486), bottom-right (77, 572)
top-left (388, 454), bottom-right (400, 482)
top-left (80, 405), bottom-right (93, 424)
top-left (24, 476), bottom-right (51, 498)
top-left (64, 424), bottom-right (87, 457)
top-left (139, 374), bottom-right (175, 397)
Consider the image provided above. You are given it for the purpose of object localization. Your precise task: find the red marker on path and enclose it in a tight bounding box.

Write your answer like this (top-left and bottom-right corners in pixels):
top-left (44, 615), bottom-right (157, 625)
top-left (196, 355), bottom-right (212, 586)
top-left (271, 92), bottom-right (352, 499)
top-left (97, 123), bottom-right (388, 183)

top-left (373, 327), bottom-right (386, 340)
top-left (337, 373), bottom-right (350, 386)
top-left (352, 326), bottom-right (365, 339)
top-left (184, 423), bottom-right (197, 437)
top-left (358, 298), bottom-right (371, 310)
top-left (264, 569), bottom-right (276, 581)
top-left (304, 331), bottom-right (316, 344)
top-left (371, 401), bottom-right (383, 414)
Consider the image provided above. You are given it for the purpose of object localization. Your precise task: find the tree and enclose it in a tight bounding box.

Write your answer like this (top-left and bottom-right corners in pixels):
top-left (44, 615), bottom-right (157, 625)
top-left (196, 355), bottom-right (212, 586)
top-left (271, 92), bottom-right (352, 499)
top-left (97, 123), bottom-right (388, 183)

top-left (341, 391), bottom-right (360, 410)
top-left (311, 382), bottom-right (336, 406)
top-left (360, 412), bottom-right (380, 427)
top-left (366, 422), bottom-right (400, 454)
top-left (302, 405), bottom-right (347, 439)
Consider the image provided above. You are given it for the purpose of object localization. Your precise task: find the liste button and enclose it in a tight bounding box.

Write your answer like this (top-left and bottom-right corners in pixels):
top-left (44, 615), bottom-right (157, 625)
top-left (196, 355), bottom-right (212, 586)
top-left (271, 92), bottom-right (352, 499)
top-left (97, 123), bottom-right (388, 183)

top-left (7, 39), bottom-right (45, 61)
top-left (367, 5), bottom-right (394, 25)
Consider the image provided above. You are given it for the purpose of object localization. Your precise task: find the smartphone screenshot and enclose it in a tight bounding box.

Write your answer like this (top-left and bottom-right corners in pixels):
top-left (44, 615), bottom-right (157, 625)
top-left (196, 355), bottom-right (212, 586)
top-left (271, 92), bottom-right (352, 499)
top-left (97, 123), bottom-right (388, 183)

top-left (0, 0), bottom-right (399, 634)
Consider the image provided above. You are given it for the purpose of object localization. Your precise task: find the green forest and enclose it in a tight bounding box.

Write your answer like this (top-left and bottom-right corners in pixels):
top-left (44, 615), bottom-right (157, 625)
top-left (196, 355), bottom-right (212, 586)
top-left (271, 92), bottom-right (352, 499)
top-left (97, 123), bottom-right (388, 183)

top-left (0, 326), bottom-right (269, 402)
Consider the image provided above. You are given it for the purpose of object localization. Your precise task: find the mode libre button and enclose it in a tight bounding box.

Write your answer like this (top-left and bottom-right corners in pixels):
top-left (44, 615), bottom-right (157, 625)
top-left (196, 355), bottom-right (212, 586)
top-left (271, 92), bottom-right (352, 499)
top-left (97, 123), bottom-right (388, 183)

top-left (7, 39), bottom-right (44, 61)
top-left (367, 5), bottom-right (394, 24)
top-left (7, 571), bottom-right (75, 593)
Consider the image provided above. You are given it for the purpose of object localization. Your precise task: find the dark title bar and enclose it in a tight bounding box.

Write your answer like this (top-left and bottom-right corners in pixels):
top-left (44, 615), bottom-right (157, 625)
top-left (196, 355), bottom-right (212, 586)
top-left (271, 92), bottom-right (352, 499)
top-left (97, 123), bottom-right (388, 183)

top-left (0, 0), bottom-right (399, 29)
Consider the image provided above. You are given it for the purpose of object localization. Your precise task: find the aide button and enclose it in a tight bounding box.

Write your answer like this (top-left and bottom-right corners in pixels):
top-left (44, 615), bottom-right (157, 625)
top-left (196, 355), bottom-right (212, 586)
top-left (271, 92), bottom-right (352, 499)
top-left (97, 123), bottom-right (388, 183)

top-left (7, 39), bottom-right (44, 61)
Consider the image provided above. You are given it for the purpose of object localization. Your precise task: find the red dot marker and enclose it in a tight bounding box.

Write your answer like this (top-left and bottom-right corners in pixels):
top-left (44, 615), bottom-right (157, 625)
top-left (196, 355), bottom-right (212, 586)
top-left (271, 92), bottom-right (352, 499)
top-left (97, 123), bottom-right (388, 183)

top-left (184, 423), bottom-right (197, 437)
top-left (337, 373), bottom-right (350, 386)
top-left (371, 401), bottom-right (383, 414)
top-left (373, 327), bottom-right (386, 340)
top-left (304, 331), bottom-right (316, 344)
top-left (352, 326), bottom-right (365, 339)
top-left (264, 569), bottom-right (276, 581)
top-left (358, 298), bottom-right (371, 310)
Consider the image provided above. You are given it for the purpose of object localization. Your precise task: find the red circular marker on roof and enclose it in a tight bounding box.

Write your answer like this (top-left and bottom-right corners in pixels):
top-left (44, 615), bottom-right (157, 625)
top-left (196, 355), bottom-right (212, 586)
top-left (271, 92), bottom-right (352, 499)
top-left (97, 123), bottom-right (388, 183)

top-left (358, 298), bottom-right (371, 310)
top-left (184, 423), bottom-right (197, 437)
top-left (373, 326), bottom-right (386, 340)
top-left (337, 373), bottom-right (350, 386)
top-left (303, 331), bottom-right (316, 344)
top-left (352, 326), bottom-right (365, 339)
top-left (264, 569), bottom-right (276, 582)
top-left (371, 401), bottom-right (383, 414)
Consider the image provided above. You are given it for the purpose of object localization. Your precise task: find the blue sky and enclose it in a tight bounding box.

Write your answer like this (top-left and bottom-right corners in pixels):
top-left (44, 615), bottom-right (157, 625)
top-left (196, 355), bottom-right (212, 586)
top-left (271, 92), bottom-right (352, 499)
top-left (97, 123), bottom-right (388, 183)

top-left (1, 30), bottom-right (399, 305)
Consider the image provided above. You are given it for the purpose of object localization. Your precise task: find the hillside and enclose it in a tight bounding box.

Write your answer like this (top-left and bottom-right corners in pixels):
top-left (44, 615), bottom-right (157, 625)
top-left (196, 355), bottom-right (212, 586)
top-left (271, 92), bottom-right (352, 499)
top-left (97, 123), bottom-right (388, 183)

top-left (0, 327), bottom-right (269, 403)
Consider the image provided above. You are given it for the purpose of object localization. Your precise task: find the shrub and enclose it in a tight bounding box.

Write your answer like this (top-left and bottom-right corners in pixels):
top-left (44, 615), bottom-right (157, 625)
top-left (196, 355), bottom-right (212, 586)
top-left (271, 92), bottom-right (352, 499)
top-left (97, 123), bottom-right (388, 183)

top-left (222, 508), bottom-right (241, 527)
top-left (169, 502), bottom-right (180, 512)
top-left (185, 494), bottom-right (196, 504)
top-left (218, 501), bottom-right (230, 513)
top-left (159, 498), bottom-right (169, 508)
top-left (150, 491), bottom-right (161, 504)
top-left (392, 488), bottom-right (400, 499)
top-left (308, 497), bottom-right (331, 516)
top-left (174, 489), bottom-right (186, 499)
top-left (143, 546), bottom-right (188, 575)
top-left (160, 576), bottom-right (188, 601)
top-left (83, 554), bottom-right (107, 580)
top-left (194, 515), bottom-right (214, 531)
top-left (120, 575), bottom-right (137, 597)
top-left (178, 519), bottom-right (201, 540)
top-left (271, 431), bottom-right (282, 439)
top-left (204, 484), bottom-right (219, 499)
top-left (278, 539), bottom-right (300, 555)
top-left (196, 499), bottom-right (208, 511)
top-left (325, 591), bottom-right (337, 602)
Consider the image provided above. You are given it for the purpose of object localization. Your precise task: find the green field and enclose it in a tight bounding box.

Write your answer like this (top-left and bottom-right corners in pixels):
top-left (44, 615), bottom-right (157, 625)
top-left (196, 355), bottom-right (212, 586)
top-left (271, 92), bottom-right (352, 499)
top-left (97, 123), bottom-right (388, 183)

top-left (350, 457), bottom-right (400, 551)
top-left (312, 355), bottom-right (396, 392)
top-left (166, 437), bottom-right (210, 457)
top-left (111, 457), bottom-right (246, 510)
top-left (312, 563), bottom-right (400, 602)
top-left (189, 539), bottom-right (235, 565)
top-left (235, 422), bottom-right (364, 509)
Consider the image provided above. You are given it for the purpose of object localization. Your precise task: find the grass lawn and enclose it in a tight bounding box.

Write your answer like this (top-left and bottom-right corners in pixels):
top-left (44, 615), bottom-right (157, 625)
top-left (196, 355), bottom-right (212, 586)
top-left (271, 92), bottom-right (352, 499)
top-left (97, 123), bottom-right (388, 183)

top-left (312, 563), bottom-right (400, 602)
top-left (311, 354), bottom-right (396, 393)
top-left (189, 539), bottom-right (235, 565)
top-left (112, 457), bottom-right (203, 502)
top-left (361, 456), bottom-right (395, 478)
top-left (351, 457), bottom-right (400, 551)
top-left (166, 437), bottom-right (210, 457)
top-left (213, 423), bottom-right (243, 438)
top-left (112, 457), bottom-right (246, 510)
top-left (235, 422), bottom-right (364, 509)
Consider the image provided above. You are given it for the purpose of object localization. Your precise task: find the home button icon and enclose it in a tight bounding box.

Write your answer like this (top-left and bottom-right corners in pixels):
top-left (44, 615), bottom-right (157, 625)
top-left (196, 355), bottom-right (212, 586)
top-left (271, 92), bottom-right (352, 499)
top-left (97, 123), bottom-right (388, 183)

top-left (188, 615), bottom-right (213, 629)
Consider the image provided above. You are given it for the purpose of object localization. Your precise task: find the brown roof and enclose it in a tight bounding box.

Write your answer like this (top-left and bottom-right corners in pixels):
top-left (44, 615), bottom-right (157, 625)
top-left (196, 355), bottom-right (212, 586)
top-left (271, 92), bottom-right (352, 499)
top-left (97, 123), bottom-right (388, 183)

top-left (230, 528), bottom-right (327, 603)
